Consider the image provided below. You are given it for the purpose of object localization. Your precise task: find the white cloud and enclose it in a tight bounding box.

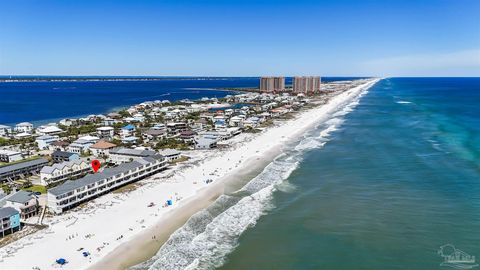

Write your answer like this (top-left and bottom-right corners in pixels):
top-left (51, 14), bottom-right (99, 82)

top-left (359, 49), bottom-right (480, 77)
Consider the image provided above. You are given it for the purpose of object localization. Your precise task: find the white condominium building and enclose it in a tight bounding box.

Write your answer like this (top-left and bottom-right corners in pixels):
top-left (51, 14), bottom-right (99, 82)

top-left (47, 155), bottom-right (167, 214)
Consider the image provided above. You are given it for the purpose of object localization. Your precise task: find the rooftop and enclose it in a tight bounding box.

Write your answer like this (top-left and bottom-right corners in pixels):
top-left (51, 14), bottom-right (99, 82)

top-left (110, 147), bottom-right (158, 157)
top-left (90, 140), bottom-right (117, 149)
top-left (0, 158), bottom-right (49, 175)
top-left (0, 207), bottom-right (19, 219)
top-left (48, 158), bottom-right (158, 196)
top-left (52, 151), bottom-right (78, 158)
top-left (6, 190), bottom-right (35, 204)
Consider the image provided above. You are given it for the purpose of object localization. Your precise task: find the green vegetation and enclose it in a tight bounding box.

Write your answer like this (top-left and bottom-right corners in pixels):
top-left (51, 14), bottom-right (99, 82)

top-left (1, 184), bottom-right (12, 194)
top-left (22, 185), bottom-right (47, 194)
top-left (154, 138), bottom-right (190, 150)
top-left (118, 109), bottom-right (131, 118)
top-left (80, 150), bottom-right (92, 158)
top-left (185, 112), bottom-right (200, 121)
top-left (243, 127), bottom-right (261, 133)
top-left (60, 124), bottom-right (98, 137)
top-left (0, 137), bottom-right (35, 147)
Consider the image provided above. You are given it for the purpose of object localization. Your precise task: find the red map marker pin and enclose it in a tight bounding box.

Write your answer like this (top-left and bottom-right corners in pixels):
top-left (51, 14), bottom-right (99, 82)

top-left (91, 160), bottom-right (101, 173)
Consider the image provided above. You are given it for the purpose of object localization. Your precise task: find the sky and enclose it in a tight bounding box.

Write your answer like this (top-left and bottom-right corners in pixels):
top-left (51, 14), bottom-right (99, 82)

top-left (0, 0), bottom-right (479, 77)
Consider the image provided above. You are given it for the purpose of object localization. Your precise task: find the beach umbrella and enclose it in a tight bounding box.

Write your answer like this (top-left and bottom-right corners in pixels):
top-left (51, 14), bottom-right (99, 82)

top-left (167, 200), bottom-right (173, 205)
top-left (56, 258), bottom-right (67, 265)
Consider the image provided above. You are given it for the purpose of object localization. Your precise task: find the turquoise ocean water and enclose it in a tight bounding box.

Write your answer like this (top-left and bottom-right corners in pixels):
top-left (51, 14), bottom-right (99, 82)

top-left (133, 78), bottom-right (480, 270)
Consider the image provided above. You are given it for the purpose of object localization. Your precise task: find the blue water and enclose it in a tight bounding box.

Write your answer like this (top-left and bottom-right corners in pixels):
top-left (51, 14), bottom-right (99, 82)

top-left (132, 78), bottom-right (480, 270)
top-left (0, 79), bottom-right (247, 126)
top-left (0, 77), bottom-right (364, 126)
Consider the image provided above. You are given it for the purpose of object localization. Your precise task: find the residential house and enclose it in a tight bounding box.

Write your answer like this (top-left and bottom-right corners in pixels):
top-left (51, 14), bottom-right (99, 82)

top-left (0, 125), bottom-right (12, 137)
top-left (36, 125), bottom-right (63, 136)
top-left (67, 135), bottom-right (99, 154)
top-left (90, 140), bottom-right (117, 157)
top-left (179, 130), bottom-right (196, 143)
top-left (51, 151), bottom-right (79, 163)
top-left (13, 132), bottom-right (32, 140)
top-left (109, 147), bottom-right (160, 165)
top-left (35, 135), bottom-right (59, 150)
top-left (166, 122), bottom-right (187, 136)
top-left (4, 191), bottom-right (39, 219)
top-left (121, 124), bottom-right (136, 138)
top-left (40, 159), bottom-right (90, 186)
top-left (0, 207), bottom-right (21, 237)
top-left (121, 136), bottom-right (138, 145)
top-left (229, 116), bottom-right (244, 127)
top-left (143, 129), bottom-right (167, 141)
top-left (0, 150), bottom-right (23, 163)
top-left (195, 137), bottom-right (218, 149)
top-left (15, 122), bottom-right (33, 134)
top-left (158, 149), bottom-right (181, 162)
top-left (96, 126), bottom-right (115, 139)
top-left (50, 141), bottom-right (70, 151)
top-left (103, 118), bottom-right (116, 126)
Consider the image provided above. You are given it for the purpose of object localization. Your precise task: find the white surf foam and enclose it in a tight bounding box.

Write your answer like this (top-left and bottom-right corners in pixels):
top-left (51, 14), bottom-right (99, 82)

top-left (130, 80), bottom-right (379, 270)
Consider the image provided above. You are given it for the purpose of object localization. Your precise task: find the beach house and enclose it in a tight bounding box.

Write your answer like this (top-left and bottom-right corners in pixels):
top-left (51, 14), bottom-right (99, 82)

top-left (0, 207), bottom-right (21, 237)
top-left (96, 126), bottom-right (115, 139)
top-left (40, 159), bottom-right (90, 186)
top-left (90, 140), bottom-right (117, 157)
top-left (0, 125), bottom-right (12, 137)
top-left (35, 135), bottom-right (59, 150)
top-left (51, 151), bottom-right (79, 163)
top-left (4, 191), bottom-right (39, 220)
top-left (158, 149), bottom-right (181, 162)
top-left (15, 122), bottom-right (33, 134)
top-left (121, 124), bottom-right (136, 138)
top-left (195, 137), bottom-right (218, 149)
top-left (50, 141), bottom-right (70, 151)
top-left (47, 156), bottom-right (167, 214)
top-left (179, 130), bottom-right (196, 143)
top-left (109, 147), bottom-right (161, 164)
top-left (166, 122), bottom-right (187, 136)
top-left (67, 135), bottom-right (99, 154)
top-left (0, 150), bottom-right (23, 163)
top-left (0, 158), bottom-right (49, 183)
top-left (36, 125), bottom-right (63, 136)
top-left (143, 129), bottom-right (167, 141)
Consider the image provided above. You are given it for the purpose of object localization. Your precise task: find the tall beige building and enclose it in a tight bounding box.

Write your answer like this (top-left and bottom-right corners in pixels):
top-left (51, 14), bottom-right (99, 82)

top-left (260, 77), bottom-right (285, 92)
top-left (293, 76), bottom-right (321, 95)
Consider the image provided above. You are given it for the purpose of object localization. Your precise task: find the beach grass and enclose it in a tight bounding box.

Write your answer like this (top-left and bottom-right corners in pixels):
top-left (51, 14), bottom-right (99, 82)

top-left (21, 184), bottom-right (47, 194)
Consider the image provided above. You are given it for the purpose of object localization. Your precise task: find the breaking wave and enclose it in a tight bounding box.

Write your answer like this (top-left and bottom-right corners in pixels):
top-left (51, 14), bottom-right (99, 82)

top-left (130, 83), bottom-right (373, 270)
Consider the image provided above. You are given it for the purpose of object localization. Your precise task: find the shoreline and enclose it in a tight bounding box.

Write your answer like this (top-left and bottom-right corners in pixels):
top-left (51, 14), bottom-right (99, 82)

top-left (0, 78), bottom-right (379, 270)
top-left (90, 78), bottom-right (380, 270)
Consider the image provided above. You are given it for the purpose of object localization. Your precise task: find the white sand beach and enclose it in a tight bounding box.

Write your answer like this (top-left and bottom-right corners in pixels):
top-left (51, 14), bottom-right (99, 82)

top-left (0, 78), bottom-right (379, 270)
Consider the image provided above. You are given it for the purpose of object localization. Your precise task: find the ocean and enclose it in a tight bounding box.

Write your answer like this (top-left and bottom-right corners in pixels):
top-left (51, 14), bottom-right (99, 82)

top-left (0, 77), bottom-right (361, 126)
top-left (131, 77), bottom-right (480, 270)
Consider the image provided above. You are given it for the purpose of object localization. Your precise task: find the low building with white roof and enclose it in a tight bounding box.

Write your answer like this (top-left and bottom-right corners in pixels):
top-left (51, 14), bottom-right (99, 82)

top-left (0, 150), bottom-right (23, 163)
top-left (35, 135), bottom-right (59, 150)
top-left (15, 122), bottom-right (33, 133)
